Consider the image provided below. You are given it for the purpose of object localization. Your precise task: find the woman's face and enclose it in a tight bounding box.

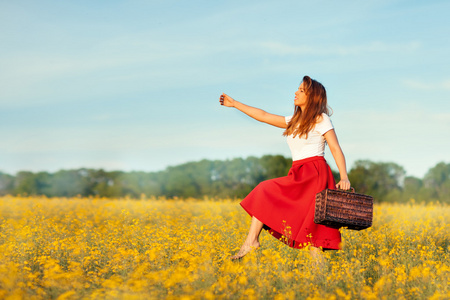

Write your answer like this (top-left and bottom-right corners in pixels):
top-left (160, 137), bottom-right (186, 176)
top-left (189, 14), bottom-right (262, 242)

top-left (294, 82), bottom-right (307, 108)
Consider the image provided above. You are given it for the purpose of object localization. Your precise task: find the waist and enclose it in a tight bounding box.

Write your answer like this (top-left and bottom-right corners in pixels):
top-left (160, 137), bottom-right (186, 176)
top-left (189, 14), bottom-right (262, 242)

top-left (292, 156), bottom-right (326, 166)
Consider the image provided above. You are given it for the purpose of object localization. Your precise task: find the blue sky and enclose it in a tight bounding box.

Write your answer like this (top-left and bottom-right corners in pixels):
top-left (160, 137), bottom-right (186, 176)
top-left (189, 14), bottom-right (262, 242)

top-left (1, 0), bottom-right (449, 178)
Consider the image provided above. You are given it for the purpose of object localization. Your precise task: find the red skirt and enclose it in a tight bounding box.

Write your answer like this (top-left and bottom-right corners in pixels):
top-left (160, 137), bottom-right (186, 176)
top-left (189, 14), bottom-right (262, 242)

top-left (240, 156), bottom-right (341, 250)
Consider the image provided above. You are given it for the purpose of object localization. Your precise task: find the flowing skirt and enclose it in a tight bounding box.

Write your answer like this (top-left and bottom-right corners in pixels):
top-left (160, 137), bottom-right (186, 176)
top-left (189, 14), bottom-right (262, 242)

top-left (240, 156), bottom-right (341, 249)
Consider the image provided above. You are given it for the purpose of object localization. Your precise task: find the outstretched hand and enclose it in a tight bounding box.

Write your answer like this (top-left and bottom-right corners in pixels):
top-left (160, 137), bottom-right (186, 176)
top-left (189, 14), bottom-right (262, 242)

top-left (219, 93), bottom-right (235, 107)
top-left (336, 178), bottom-right (351, 191)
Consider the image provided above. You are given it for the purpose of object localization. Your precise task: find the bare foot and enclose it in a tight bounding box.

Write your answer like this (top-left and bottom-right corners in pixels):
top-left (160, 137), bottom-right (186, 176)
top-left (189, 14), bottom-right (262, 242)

top-left (230, 241), bottom-right (260, 260)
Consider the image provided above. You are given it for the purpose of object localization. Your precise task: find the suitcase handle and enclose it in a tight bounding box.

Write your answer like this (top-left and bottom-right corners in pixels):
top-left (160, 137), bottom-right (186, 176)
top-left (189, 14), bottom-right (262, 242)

top-left (338, 187), bottom-right (355, 193)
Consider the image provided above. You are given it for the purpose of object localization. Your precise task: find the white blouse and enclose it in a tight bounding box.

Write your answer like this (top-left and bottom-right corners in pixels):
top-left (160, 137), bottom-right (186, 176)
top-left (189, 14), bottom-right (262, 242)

top-left (285, 113), bottom-right (334, 161)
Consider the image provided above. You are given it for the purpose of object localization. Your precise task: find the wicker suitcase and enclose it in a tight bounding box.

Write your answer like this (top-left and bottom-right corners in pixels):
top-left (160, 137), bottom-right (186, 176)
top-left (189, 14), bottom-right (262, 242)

top-left (314, 188), bottom-right (373, 230)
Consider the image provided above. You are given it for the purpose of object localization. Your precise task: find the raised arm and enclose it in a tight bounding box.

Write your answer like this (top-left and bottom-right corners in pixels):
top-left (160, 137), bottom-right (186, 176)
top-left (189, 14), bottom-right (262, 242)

top-left (323, 129), bottom-right (351, 190)
top-left (220, 93), bottom-right (287, 128)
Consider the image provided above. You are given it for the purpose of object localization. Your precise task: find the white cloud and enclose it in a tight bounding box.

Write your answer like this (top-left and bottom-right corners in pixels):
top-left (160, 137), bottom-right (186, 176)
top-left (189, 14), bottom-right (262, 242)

top-left (401, 79), bottom-right (450, 91)
top-left (259, 40), bottom-right (421, 56)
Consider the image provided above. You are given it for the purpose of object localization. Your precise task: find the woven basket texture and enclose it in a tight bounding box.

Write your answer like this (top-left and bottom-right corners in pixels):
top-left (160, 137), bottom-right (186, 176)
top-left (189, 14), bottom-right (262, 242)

top-left (314, 189), bottom-right (373, 230)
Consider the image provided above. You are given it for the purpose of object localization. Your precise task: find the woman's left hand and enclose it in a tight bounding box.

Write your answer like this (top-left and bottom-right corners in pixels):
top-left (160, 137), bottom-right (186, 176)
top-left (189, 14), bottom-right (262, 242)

top-left (336, 178), bottom-right (351, 190)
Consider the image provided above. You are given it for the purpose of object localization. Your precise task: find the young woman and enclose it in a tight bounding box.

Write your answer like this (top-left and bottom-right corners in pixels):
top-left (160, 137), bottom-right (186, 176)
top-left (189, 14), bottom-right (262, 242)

top-left (219, 76), bottom-right (351, 260)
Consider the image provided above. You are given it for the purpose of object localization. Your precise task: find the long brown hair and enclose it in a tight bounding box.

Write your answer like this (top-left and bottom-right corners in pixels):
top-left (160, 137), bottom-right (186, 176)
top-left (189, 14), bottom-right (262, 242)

top-left (283, 76), bottom-right (332, 138)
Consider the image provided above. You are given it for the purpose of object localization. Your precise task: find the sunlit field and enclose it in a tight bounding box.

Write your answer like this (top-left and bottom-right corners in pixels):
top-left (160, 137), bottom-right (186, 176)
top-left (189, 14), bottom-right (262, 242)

top-left (0, 196), bottom-right (449, 299)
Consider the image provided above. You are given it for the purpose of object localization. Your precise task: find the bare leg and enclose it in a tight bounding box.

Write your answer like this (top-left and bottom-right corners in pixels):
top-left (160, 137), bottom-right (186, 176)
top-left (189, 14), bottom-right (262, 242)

top-left (231, 216), bottom-right (264, 260)
top-left (309, 246), bottom-right (325, 269)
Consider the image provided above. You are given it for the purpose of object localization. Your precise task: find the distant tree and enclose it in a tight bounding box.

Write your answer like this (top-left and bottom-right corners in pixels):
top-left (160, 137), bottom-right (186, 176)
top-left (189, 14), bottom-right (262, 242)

top-left (35, 172), bottom-right (52, 196)
top-left (348, 160), bottom-right (406, 202)
top-left (4, 157), bottom-right (448, 202)
top-left (48, 169), bottom-right (93, 197)
top-left (91, 170), bottom-right (123, 198)
top-left (260, 155), bottom-right (292, 179)
top-left (214, 157), bottom-right (260, 198)
top-left (400, 176), bottom-right (423, 202)
top-left (0, 172), bottom-right (14, 195)
top-left (118, 171), bottom-right (162, 198)
top-left (14, 171), bottom-right (38, 195)
top-left (422, 162), bottom-right (450, 203)
top-left (161, 159), bottom-right (219, 198)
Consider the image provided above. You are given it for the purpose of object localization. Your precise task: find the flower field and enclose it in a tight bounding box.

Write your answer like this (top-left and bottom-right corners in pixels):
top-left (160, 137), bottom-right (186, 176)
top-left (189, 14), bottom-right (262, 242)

top-left (0, 196), bottom-right (449, 299)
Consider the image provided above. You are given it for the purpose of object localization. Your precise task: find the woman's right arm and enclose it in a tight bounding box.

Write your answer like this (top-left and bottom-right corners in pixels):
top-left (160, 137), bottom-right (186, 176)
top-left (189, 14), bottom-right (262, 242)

top-left (220, 93), bottom-right (287, 128)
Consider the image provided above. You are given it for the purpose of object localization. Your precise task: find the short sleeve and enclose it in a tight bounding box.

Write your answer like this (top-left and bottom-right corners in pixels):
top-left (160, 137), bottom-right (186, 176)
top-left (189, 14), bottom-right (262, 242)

top-left (285, 116), bottom-right (292, 124)
top-left (315, 114), bottom-right (334, 135)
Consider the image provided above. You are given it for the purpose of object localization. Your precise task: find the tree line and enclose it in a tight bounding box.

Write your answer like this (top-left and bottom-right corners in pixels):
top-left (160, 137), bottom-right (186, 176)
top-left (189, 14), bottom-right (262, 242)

top-left (0, 155), bottom-right (449, 203)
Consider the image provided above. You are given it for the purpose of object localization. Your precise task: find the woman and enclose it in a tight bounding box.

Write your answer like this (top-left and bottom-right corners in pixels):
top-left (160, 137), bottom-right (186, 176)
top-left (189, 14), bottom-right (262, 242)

top-left (219, 76), bottom-right (351, 260)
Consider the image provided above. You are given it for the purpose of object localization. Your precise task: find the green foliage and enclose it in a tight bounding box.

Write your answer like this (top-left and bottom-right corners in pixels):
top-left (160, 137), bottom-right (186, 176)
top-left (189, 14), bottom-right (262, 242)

top-left (422, 162), bottom-right (450, 202)
top-left (0, 172), bottom-right (15, 196)
top-left (0, 157), bottom-right (449, 203)
top-left (348, 161), bottom-right (450, 203)
top-left (14, 171), bottom-right (39, 196)
top-left (348, 160), bottom-right (406, 202)
top-left (160, 155), bottom-right (292, 198)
